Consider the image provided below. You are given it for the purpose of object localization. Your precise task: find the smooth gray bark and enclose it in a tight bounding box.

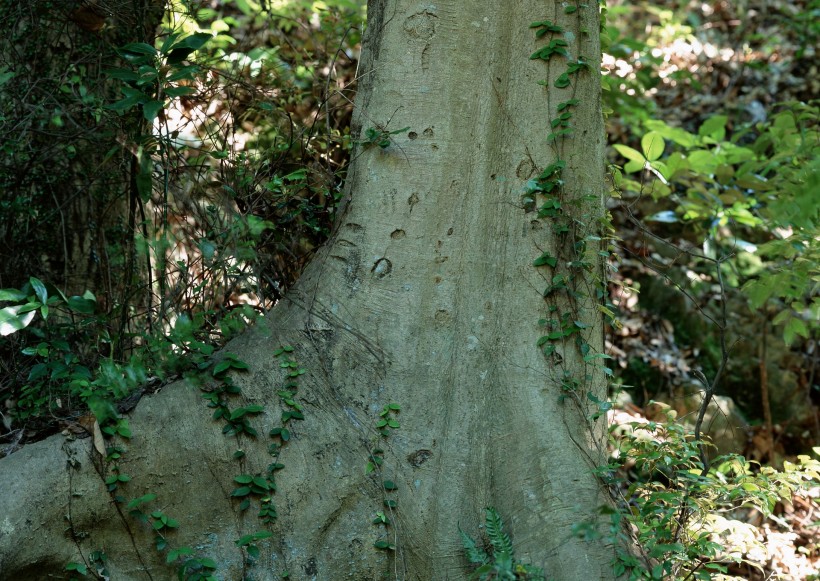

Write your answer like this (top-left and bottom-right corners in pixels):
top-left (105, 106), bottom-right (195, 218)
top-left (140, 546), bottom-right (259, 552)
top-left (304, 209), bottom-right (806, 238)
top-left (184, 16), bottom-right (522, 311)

top-left (0, 1), bottom-right (614, 579)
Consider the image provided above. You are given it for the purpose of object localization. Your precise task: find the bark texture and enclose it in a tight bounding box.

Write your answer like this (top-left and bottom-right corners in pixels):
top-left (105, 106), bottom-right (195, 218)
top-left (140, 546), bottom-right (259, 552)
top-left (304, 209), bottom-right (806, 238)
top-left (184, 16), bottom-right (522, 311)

top-left (0, 1), bottom-right (614, 579)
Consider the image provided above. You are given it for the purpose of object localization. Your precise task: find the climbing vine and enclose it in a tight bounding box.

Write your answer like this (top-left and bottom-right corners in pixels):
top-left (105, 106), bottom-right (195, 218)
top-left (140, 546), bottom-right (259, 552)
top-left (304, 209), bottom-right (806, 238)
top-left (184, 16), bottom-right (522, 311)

top-left (526, 6), bottom-right (612, 409)
top-left (368, 402), bottom-right (401, 552)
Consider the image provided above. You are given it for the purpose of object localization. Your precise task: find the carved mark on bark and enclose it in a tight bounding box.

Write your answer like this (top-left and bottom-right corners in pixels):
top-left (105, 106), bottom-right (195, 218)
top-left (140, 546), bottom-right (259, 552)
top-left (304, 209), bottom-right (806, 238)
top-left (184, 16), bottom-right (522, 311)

top-left (371, 257), bottom-right (392, 279)
top-left (516, 158), bottom-right (536, 179)
top-left (407, 192), bottom-right (419, 212)
top-left (403, 9), bottom-right (438, 71)
top-left (403, 10), bottom-right (437, 40)
top-left (303, 557), bottom-right (318, 576)
top-left (407, 449), bottom-right (433, 467)
top-left (434, 309), bottom-right (450, 324)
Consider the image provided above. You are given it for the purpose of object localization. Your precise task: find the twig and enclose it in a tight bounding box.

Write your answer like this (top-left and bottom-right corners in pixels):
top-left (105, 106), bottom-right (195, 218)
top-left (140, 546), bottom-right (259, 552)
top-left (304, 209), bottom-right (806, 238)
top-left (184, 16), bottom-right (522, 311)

top-left (759, 308), bottom-right (774, 463)
top-left (693, 256), bottom-right (732, 471)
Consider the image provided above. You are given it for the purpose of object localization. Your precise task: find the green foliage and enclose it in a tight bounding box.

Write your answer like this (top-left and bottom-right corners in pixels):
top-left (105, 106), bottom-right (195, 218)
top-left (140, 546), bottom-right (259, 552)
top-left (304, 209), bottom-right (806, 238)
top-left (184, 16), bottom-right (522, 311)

top-left (601, 416), bottom-right (820, 579)
top-left (65, 550), bottom-right (108, 581)
top-left (65, 561), bottom-right (87, 578)
top-left (105, 32), bottom-right (211, 122)
top-left (368, 400), bottom-right (401, 550)
top-left (0, 275), bottom-right (259, 431)
top-left (2, 0), bottom-right (361, 442)
top-left (459, 508), bottom-right (545, 580)
top-left (613, 102), bottom-right (819, 344)
top-left (375, 402), bottom-right (400, 436)
top-left (176, 555), bottom-right (218, 581)
top-left (360, 125), bottom-right (411, 149)
top-left (235, 531), bottom-right (273, 561)
top-left (124, 485), bottom-right (220, 576)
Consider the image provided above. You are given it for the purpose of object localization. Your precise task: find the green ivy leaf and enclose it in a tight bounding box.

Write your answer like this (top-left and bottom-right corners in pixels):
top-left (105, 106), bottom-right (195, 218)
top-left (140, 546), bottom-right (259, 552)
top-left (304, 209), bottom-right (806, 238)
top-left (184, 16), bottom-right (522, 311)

top-left (533, 252), bottom-right (558, 268)
top-left (212, 360), bottom-right (231, 377)
top-left (555, 72), bottom-right (571, 88)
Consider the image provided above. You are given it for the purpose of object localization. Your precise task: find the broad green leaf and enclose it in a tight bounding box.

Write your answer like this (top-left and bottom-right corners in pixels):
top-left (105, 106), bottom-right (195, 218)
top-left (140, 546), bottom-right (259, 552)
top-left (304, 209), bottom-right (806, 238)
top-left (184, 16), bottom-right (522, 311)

top-left (742, 278), bottom-right (775, 309)
top-left (117, 422), bottom-right (132, 438)
top-left (142, 99), bottom-right (164, 122)
top-left (171, 32), bottom-right (212, 51)
top-left (0, 288), bottom-right (26, 301)
top-left (699, 114), bottom-right (727, 142)
top-left (229, 408), bottom-right (247, 420)
top-left (645, 120), bottom-right (697, 147)
top-left (29, 277), bottom-right (47, 304)
top-left (167, 65), bottom-right (201, 82)
top-left (715, 164), bottom-right (734, 185)
top-left (0, 305), bottom-right (36, 336)
top-left (688, 150), bottom-right (718, 175)
top-left (160, 31), bottom-right (182, 55)
top-left (783, 317), bottom-right (809, 345)
top-left (613, 144), bottom-right (646, 165)
top-left (664, 152), bottom-right (688, 179)
top-left (67, 296), bottom-right (96, 314)
top-left (106, 94), bottom-right (146, 112)
top-left (641, 131), bottom-right (665, 161)
top-left (119, 42), bottom-right (158, 56)
top-left (164, 86), bottom-right (195, 98)
top-left (104, 68), bottom-right (141, 81)
top-left (16, 301), bottom-right (41, 314)
top-left (0, 68), bottom-right (15, 87)
top-left (721, 142), bottom-right (754, 164)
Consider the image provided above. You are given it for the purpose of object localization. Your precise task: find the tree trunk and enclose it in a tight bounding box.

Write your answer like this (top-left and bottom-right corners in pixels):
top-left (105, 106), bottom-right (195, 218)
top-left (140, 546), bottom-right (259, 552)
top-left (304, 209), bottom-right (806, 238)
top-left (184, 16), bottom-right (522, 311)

top-left (0, 1), bottom-right (615, 579)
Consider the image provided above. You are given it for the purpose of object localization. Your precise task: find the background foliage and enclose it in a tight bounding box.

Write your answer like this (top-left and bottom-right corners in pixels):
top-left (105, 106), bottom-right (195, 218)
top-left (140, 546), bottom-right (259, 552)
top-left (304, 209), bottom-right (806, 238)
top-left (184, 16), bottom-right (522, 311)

top-left (0, 0), bottom-right (817, 579)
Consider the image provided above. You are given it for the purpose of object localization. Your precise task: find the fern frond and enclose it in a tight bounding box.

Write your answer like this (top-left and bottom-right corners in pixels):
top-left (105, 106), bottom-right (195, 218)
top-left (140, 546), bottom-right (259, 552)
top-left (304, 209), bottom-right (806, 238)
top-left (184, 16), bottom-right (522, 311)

top-left (484, 507), bottom-right (514, 559)
top-left (459, 525), bottom-right (489, 565)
